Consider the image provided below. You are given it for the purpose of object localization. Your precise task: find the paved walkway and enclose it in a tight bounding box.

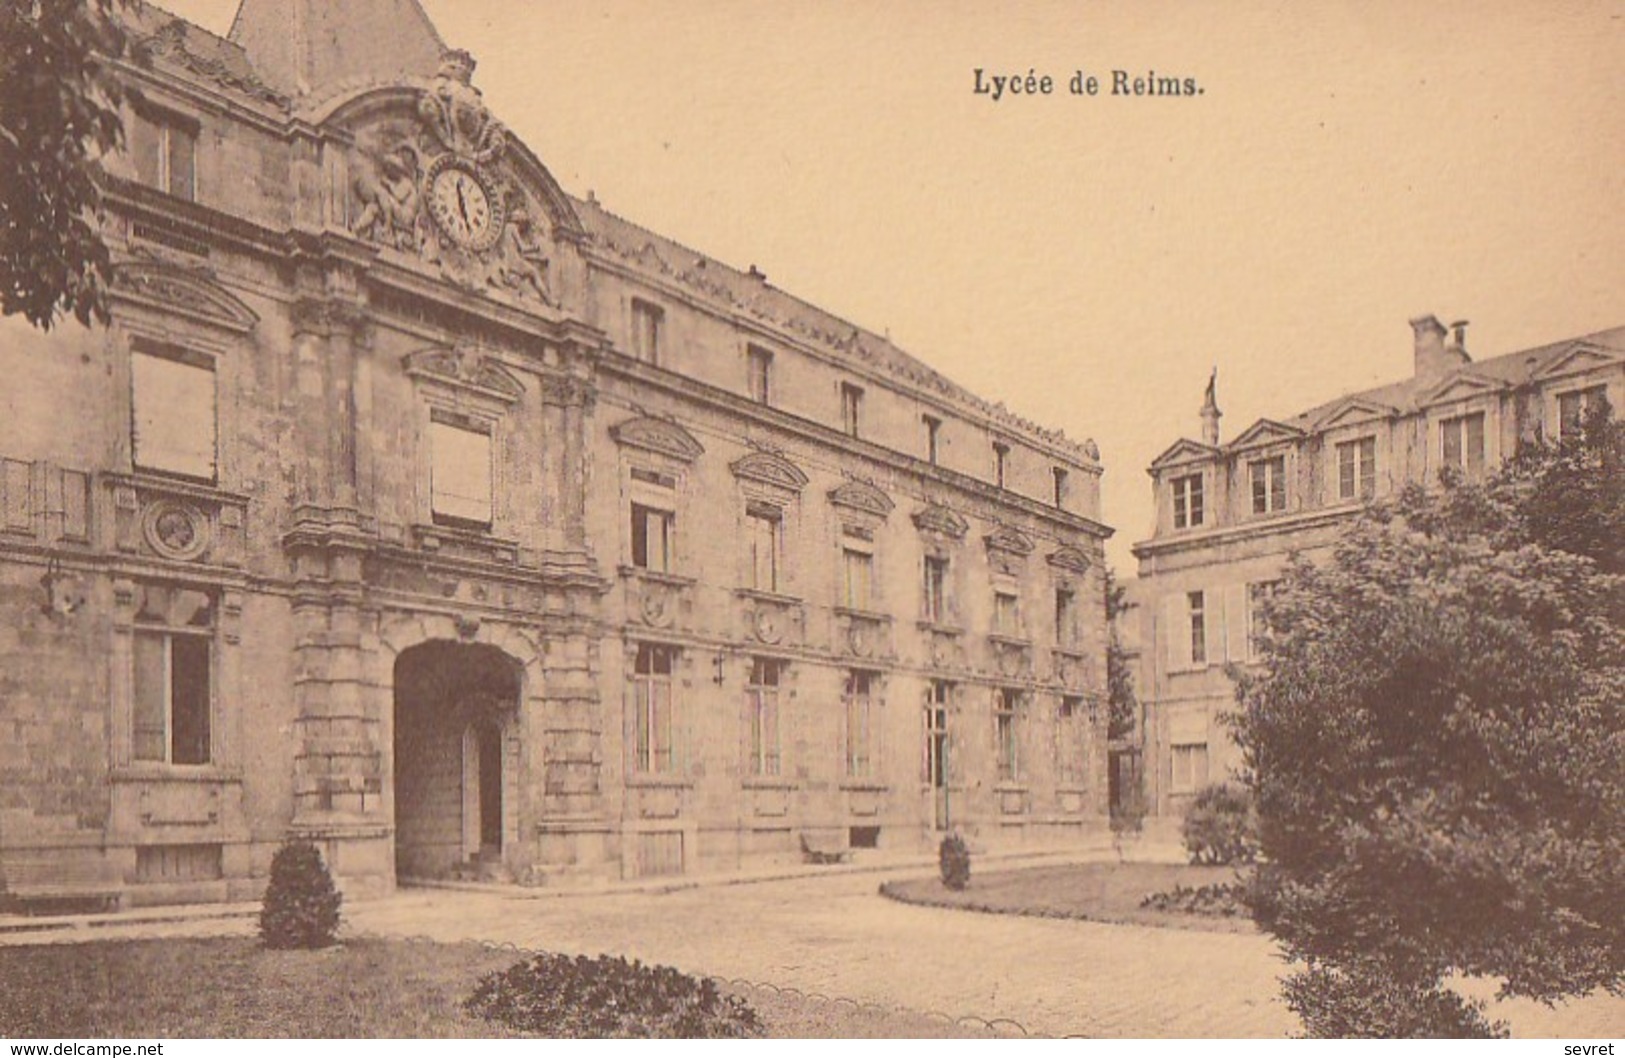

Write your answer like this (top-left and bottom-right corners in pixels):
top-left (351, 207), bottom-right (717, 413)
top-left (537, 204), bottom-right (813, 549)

top-left (4, 861), bottom-right (1620, 1038)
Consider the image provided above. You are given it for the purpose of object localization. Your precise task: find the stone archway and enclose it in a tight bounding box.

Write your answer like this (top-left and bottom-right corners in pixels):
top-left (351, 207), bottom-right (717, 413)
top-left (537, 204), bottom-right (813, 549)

top-left (391, 640), bottom-right (523, 880)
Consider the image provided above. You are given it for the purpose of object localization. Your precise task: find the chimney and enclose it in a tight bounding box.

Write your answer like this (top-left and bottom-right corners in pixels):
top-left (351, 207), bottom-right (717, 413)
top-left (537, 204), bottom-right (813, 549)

top-left (1409, 314), bottom-right (1457, 382)
top-left (1199, 368), bottom-right (1221, 446)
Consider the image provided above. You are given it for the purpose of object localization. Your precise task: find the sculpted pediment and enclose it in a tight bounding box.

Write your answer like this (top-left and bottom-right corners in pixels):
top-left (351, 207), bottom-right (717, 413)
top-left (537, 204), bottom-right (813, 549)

top-left (317, 52), bottom-right (583, 307)
top-left (1047, 546), bottom-right (1091, 573)
top-left (828, 480), bottom-right (895, 518)
top-left (403, 347), bottom-right (524, 402)
top-left (984, 524), bottom-right (1034, 556)
top-left (111, 263), bottom-right (259, 334)
top-left (610, 415), bottom-right (704, 462)
top-left (912, 503), bottom-right (969, 540)
top-left (1421, 373), bottom-right (1506, 408)
top-left (731, 451), bottom-right (809, 492)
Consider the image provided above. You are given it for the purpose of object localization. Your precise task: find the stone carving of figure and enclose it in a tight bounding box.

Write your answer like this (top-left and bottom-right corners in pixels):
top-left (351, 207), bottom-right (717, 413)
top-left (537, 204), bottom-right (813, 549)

top-left (492, 195), bottom-right (551, 303)
top-left (352, 143), bottom-right (423, 251)
top-left (418, 49), bottom-right (506, 165)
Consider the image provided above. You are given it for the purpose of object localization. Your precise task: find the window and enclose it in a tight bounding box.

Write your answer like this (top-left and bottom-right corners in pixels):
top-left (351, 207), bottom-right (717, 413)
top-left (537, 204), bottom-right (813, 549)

top-left (747, 346), bottom-right (772, 404)
top-left (844, 670), bottom-right (876, 779)
top-left (1247, 580), bottom-right (1280, 660)
top-left (1440, 413), bottom-right (1486, 476)
top-left (429, 413), bottom-right (493, 526)
top-left (1056, 697), bottom-right (1086, 785)
top-left (840, 383), bottom-right (863, 438)
top-left (132, 585), bottom-right (213, 766)
top-left (1336, 437), bottom-right (1377, 500)
top-left (923, 555), bottom-right (949, 624)
top-left (924, 681), bottom-right (951, 786)
top-left (1558, 386), bottom-right (1608, 442)
top-left (994, 688), bottom-right (1021, 782)
top-left (1249, 456), bottom-right (1286, 514)
top-left (632, 644), bottom-right (676, 773)
top-left (1187, 590), bottom-right (1207, 666)
top-left (1170, 742), bottom-right (1210, 793)
top-left (1052, 467), bottom-right (1069, 508)
top-left (746, 658), bottom-right (783, 777)
top-left (746, 504), bottom-right (781, 592)
top-left (131, 344), bottom-right (216, 481)
top-left (1171, 473), bottom-right (1204, 529)
top-left (631, 503), bottom-right (675, 573)
top-left (841, 547), bottom-right (873, 610)
top-left (923, 415), bottom-right (941, 465)
top-left (630, 300), bottom-right (663, 365)
top-left (130, 109), bottom-right (196, 201)
top-left (993, 590), bottom-right (1020, 636)
top-left (1055, 587), bottom-right (1076, 647)
top-left (992, 442), bottom-right (1009, 488)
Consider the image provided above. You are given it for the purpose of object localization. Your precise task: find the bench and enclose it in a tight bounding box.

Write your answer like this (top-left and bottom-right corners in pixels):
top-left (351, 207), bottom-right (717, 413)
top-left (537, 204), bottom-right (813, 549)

top-left (798, 833), bottom-right (851, 865)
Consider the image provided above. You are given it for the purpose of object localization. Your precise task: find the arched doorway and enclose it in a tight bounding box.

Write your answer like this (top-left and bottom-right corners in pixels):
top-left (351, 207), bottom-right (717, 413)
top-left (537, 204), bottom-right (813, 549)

top-left (393, 641), bottom-right (521, 880)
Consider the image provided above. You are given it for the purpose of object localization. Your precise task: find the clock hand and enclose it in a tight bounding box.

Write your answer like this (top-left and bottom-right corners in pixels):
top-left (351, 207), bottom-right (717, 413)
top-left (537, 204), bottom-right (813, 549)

top-left (456, 180), bottom-right (470, 228)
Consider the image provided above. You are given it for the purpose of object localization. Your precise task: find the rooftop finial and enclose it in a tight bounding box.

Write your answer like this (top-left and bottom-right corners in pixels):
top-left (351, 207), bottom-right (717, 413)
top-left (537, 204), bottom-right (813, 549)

top-left (1200, 367), bottom-right (1221, 446)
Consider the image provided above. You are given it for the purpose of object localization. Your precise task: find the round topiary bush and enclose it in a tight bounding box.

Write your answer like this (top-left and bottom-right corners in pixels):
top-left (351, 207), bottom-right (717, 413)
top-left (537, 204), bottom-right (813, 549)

top-left (465, 952), bottom-right (762, 1038)
top-left (1181, 783), bottom-right (1258, 865)
top-left (259, 838), bottom-right (343, 949)
top-left (938, 832), bottom-right (971, 891)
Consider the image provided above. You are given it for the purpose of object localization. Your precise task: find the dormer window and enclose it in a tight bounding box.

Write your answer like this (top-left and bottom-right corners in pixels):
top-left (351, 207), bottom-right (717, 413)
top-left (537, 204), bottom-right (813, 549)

top-left (1249, 456), bottom-right (1286, 514)
top-left (1171, 473), bottom-right (1204, 529)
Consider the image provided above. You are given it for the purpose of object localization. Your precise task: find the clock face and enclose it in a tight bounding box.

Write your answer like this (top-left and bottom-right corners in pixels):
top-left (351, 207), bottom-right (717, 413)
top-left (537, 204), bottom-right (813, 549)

top-left (427, 163), bottom-right (499, 249)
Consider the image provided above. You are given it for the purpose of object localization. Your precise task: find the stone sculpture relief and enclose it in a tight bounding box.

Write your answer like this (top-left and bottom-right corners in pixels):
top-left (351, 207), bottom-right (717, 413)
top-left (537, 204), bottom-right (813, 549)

top-left (347, 49), bottom-right (552, 307)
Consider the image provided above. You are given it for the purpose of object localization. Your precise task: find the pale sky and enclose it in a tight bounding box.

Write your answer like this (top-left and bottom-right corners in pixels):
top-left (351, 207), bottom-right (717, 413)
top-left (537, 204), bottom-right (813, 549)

top-left (160, 0), bottom-right (1625, 570)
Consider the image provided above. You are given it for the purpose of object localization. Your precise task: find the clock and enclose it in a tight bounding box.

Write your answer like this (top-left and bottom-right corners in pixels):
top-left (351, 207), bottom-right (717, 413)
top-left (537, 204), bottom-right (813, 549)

top-left (425, 156), bottom-right (505, 251)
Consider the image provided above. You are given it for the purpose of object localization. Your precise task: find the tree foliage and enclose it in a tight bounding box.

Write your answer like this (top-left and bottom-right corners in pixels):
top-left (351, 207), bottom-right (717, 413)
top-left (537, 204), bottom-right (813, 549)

top-left (1232, 413), bottom-right (1624, 1037)
top-left (259, 838), bottom-right (343, 949)
top-left (0, 0), bottom-right (133, 330)
top-left (1105, 568), bottom-right (1139, 741)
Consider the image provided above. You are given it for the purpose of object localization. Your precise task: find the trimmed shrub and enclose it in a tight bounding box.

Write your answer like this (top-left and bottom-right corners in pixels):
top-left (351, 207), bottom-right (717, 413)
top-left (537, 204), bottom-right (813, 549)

top-left (1181, 783), bottom-right (1257, 865)
top-left (464, 952), bottom-right (762, 1038)
top-left (938, 833), bottom-right (971, 891)
top-left (1139, 882), bottom-right (1248, 918)
top-left (259, 838), bottom-right (343, 950)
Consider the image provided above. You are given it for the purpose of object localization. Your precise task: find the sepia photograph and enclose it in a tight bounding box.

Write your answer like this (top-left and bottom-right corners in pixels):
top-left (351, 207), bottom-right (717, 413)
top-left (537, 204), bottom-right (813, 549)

top-left (0, 0), bottom-right (1620, 1043)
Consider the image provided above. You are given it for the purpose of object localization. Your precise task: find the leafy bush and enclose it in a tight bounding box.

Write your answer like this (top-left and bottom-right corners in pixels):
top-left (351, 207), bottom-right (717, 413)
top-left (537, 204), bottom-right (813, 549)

top-left (259, 838), bottom-right (343, 950)
top-left (1282, 962), bottom-right (1508, 1038)
top-left (1139, 882), bottom-right (1247, 918)
top-left (938, 833), bottom-right (971, 891)
top-left (1181, 783), bottom-right (1257, 865)
top-left (464, 952), bottom-right (762, 1038)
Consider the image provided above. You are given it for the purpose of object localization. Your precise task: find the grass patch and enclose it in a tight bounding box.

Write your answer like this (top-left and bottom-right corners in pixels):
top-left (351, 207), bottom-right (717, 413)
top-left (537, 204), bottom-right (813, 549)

top-left (882, 861), bottom-right (1256, 933)
top-left (0, 937), bottom-right (999, 1038)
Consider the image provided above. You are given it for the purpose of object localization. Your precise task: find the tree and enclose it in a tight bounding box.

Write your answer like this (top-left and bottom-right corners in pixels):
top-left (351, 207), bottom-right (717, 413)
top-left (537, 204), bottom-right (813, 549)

top-left (1231, 420), bottom-right (1624, 1037)
top-left (1105, 568), bottom-right (1139, 742)
top-left (259, 838), bottom-right (343, 949)
top-left (1, 0), bottom-right (134, 330)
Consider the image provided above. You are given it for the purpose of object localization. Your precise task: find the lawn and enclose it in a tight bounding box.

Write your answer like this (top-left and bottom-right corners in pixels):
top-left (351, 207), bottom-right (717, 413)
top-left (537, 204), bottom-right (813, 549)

top-left (881, 861), bottom-right (1256, 933)
top-left (0, 936), bottom-right (1003, 1038)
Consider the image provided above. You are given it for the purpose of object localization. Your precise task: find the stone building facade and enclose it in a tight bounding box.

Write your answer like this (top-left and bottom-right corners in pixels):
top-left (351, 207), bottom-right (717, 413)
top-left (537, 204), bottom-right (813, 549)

top-left (1127, 317), bottom-right (1625, 819)
top-left (0, 0), bottom-right (1111, 907)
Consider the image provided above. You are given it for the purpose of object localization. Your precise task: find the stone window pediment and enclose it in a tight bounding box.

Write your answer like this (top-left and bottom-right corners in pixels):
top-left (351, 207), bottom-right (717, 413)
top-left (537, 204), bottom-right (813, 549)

top-left (828, 479), bottom-right (894, 519)
top-left (610, 415), bottom-right (704, 463)
top-left (911, 503), bottom-right (968, 541)
top-left (404, 347), bottom-right (523, 405)
top-left (730, 450), bottom-right (808, 493)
